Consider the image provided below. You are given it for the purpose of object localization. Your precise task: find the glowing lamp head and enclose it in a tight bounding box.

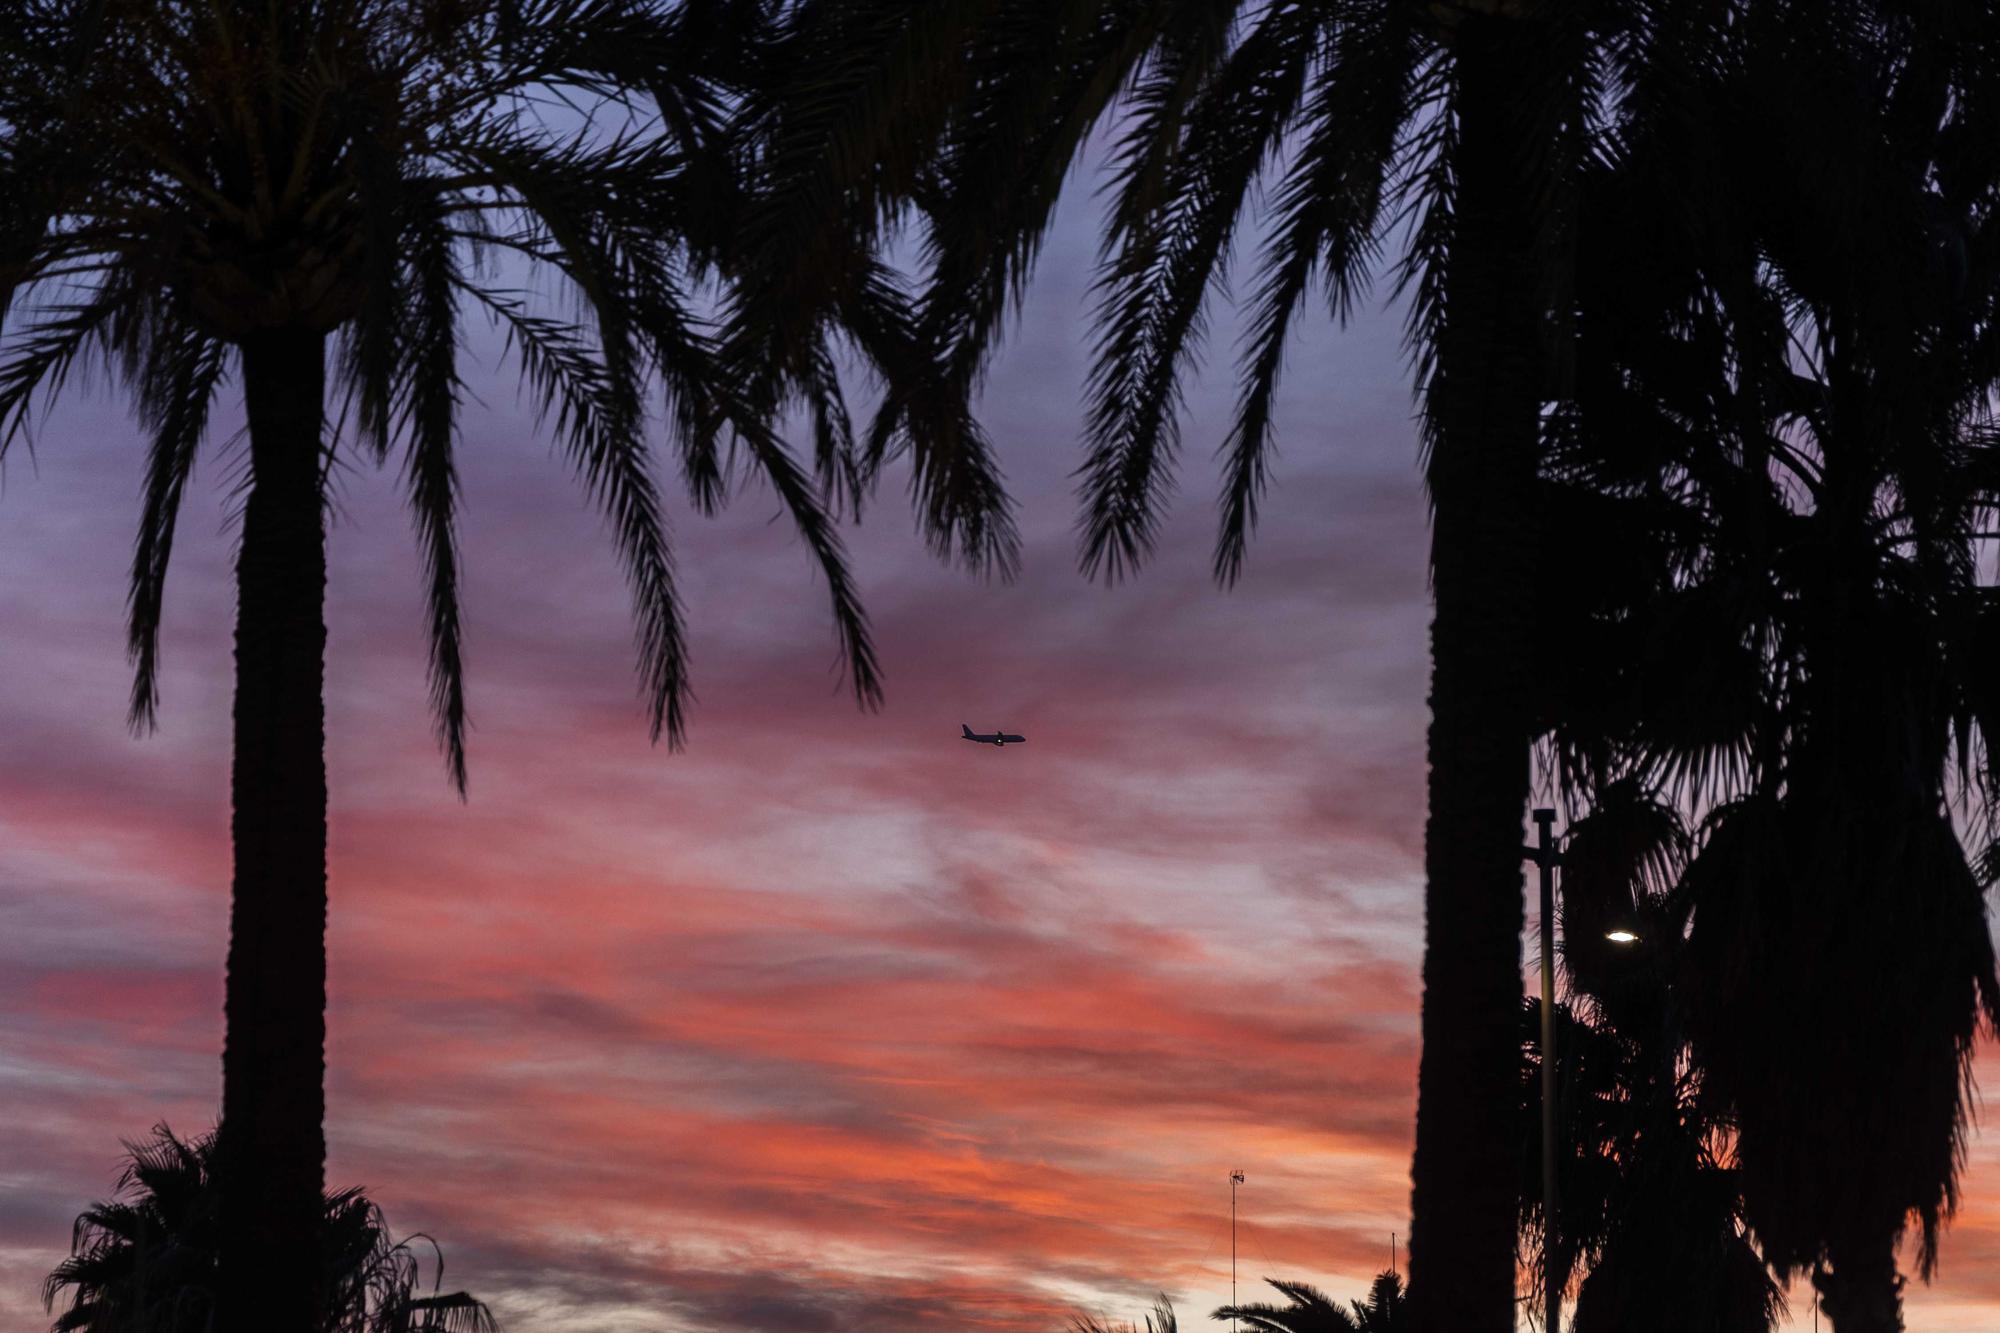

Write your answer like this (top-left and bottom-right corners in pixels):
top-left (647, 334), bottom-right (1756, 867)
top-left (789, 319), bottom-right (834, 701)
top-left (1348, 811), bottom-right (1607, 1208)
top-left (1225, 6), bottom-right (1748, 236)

top-left (1604, 929), bottom-right (1640, 945)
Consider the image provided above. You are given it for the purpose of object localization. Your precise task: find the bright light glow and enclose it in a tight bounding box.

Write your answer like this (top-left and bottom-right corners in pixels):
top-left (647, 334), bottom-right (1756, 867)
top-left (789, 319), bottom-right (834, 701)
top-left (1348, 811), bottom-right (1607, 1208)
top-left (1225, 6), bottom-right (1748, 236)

top-left (1605, 929), bottom-right (1640, 945)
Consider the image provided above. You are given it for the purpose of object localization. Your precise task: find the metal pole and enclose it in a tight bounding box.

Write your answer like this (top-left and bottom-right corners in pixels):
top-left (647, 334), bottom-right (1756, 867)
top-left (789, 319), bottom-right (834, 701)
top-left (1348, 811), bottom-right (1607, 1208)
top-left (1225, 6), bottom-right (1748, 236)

top-left (1531, 809), bottom-right (1561, 1333)
top-left (1229, 1170), bottom-right (1244, 1331)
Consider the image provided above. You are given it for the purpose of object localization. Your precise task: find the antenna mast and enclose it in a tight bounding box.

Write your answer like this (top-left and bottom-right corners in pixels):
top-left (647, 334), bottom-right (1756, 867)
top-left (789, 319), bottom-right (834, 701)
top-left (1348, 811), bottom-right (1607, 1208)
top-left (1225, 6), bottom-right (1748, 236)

top-left (1229, 1170), bottom-right (1245, 1332)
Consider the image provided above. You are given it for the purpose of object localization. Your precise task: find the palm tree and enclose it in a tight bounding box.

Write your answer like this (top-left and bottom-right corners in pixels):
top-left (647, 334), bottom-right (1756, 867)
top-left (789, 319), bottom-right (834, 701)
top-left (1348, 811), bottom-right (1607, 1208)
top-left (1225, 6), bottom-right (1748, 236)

top-left (1345, 1274), bottom-right (1403, 1333)
top-left (733, 4), bottom-right (1742, 1322)
top-left (1532, 13), bottom-right (2000, 1318)
top-left (44, 1125), bottom-right (493, 1333)
top-left (1215, 1273), bottom-right (1405, 1333)
top-left (1692, 21), bottom-right (2000, 1325)
top-left (1215, 1279), bottom-right (1356, 1333)
top-left (0, 5), bottom-right (1001, 1331)
top-left (1669, 430), bottom-right (2000, 1325)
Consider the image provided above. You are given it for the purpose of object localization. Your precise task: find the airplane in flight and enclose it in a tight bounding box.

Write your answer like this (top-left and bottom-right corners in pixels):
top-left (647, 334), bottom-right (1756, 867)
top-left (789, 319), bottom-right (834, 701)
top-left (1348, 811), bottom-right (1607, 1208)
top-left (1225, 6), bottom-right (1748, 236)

top-left (962, 724), bottom-right (1026, 747)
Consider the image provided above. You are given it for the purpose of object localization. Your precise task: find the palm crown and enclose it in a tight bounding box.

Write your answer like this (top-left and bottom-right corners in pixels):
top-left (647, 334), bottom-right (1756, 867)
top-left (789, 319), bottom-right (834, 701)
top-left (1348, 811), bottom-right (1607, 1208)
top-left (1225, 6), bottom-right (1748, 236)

top-left (0, 0), bottom-right (915, 782)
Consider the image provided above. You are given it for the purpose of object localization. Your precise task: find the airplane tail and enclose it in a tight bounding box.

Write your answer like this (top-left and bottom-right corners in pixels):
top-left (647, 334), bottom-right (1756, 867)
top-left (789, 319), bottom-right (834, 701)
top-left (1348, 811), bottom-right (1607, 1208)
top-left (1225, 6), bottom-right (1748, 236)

top-left (962, 724), bottom-right (974, 738)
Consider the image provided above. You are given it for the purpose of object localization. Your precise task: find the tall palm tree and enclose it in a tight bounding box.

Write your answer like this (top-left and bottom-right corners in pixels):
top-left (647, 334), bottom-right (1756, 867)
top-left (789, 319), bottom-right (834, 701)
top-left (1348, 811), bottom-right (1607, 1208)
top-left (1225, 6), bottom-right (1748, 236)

top-left (1541, 297), bottom-right (2000, 1329)
top-left (1702, 21), bottom-right (2000, 1323)
top-left (733, 4), bottom-right (1738, 1323)
top-left (44, 1125), bottom-right (493, 1333)
top-left (1666, 367), bottom-right (2000, 1324)
top-left (1534, 10), bottom-right (2000, 1318)
top-left (0, 5), bottom-right (1001, 1331)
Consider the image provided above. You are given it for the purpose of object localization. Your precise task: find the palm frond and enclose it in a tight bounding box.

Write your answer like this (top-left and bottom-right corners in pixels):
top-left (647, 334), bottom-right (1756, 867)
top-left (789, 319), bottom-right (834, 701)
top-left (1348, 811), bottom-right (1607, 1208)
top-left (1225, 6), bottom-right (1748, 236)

top-left (921, 0), bottom-right (1208, 384)
top-left (1213, 1277), bottom-right (1361, 1333)
top-left (837, 264), bottom-right (1020, 578)
top-left (0, 282), bottom-right (139, 464)
top-left (127, 327), bottom-right (227, 731)
top-left (723, 411), bottom-right (883, 709)
top-left (397, 193), bottom-right (471, 791)
top-left (467, 285), bottom-right (691, 746)
top-left (1079, 0), bottom-right (1320, 583)
top-left (1210, 0), bottom-right (1419, 585)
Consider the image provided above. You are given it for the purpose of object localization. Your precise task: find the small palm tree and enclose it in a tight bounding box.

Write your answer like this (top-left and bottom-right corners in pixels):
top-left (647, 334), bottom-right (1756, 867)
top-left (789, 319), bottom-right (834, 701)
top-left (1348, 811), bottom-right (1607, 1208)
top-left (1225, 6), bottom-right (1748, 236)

top-left (1214, 1279), bottom-right (1356, 1333)
top-left (44, 1126), bottom-right (493, 1333)
top-left (1, 5), bottom-right (999, 1332)
top-left (1213, 1272), bottom-right (1405, 1333)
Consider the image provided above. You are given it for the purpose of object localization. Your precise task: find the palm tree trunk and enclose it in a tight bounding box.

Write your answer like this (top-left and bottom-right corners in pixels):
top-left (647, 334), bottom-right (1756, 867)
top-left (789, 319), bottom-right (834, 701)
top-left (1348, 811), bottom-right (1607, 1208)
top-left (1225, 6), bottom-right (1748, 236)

top-left (215, 328), bottom-right (329, 1333)
top-left (1403, 13), bottom-right (1548, 1332)
top-left (1818, 1239), bottom-right (1904, 1333)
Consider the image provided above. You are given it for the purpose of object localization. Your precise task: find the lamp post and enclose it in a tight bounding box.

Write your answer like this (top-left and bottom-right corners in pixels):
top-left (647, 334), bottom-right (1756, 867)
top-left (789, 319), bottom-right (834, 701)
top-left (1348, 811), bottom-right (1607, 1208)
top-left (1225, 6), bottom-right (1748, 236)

top-left (1525, 808), bottom-right (1639, 1333)
top-left (1527, 810), bottom-right (1563, 1333)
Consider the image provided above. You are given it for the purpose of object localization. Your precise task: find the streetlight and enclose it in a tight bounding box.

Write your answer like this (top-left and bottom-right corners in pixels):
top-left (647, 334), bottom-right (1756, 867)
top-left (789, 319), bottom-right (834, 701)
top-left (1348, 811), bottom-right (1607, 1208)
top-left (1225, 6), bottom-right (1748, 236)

top-left (1525, 808), bottom-right (1638, 1333)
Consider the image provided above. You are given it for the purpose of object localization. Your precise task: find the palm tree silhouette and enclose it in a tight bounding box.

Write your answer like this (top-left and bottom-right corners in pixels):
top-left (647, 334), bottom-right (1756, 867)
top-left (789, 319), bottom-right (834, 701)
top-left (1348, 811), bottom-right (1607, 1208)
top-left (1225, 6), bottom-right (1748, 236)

top-left (1215, 1273), bottom-right (1405, 1333)
top-left (735, 5), bottom-right (1752, 1321)
top-left (1686, 22), bottom-right (2000, 1326)
top-left (1530, 16), bottom-right (2000, 1319)
top-left (1670, 455), bottom-right (2000, 1324)
top-left (43, 1125), bottom-right (493, 1333)
top-left (0, 5), bottom-right (987, 1330)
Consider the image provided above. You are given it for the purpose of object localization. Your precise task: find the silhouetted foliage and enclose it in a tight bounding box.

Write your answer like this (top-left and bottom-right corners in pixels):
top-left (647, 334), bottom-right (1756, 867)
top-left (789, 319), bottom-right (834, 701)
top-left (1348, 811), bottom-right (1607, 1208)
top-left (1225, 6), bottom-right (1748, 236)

top-left (43, 1125), bottom-right (493, 1333)
top-left (1214, 1272), bottom-right (1404, 1333)
top-left (0, 0), bottom-right (930, 766)
top-left (1527, 10), bottom-right (2000, 1320)
top-left (1519, 951), bottom-right (1783, 1330)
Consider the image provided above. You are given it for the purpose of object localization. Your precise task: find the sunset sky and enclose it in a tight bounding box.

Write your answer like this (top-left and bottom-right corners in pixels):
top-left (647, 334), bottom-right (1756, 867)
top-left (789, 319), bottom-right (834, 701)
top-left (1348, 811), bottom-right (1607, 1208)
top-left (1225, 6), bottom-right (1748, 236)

top-left (5, 169), bottom-right (2000, 1332)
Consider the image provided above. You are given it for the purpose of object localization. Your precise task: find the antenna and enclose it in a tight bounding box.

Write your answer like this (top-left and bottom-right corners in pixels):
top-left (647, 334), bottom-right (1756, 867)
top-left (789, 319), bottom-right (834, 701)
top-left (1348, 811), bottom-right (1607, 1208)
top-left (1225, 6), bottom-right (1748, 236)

top-left (1229, 1170), bottom-right (1246, 1332)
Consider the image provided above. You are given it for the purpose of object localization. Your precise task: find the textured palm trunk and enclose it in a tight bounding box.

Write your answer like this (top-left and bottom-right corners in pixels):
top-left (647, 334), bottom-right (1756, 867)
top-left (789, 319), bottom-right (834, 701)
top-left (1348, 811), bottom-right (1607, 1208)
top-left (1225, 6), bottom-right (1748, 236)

top-left (1796, 443), bottom-right (1905, 1333)
top-left (1819, 1239), bottom-right (1904, 1333)
top-left (215, 329), bottom-right (330, 1333)
top-left (1403, 13), bottom-right (1547, 1332)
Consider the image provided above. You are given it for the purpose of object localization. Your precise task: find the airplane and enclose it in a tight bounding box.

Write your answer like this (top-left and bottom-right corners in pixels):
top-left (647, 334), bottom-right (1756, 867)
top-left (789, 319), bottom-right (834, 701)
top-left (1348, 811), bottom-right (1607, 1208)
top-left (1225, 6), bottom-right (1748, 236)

top-left (962, 723), bottom-right (1026, 747)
